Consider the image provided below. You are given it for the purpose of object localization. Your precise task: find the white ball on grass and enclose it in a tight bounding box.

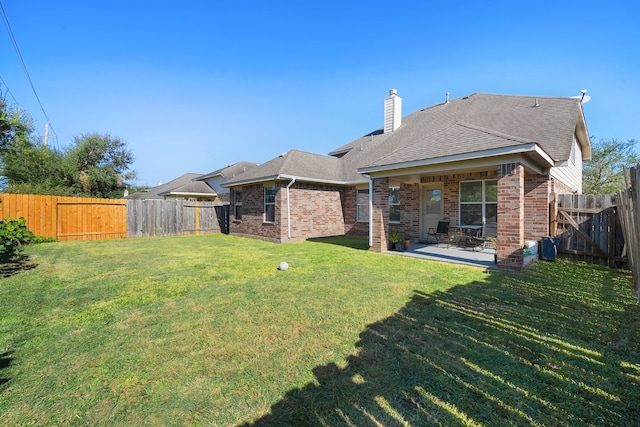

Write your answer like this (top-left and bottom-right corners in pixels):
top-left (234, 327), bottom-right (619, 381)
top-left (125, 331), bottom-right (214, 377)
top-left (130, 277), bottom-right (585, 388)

top-left (278, 261), bottom-right (289, 271)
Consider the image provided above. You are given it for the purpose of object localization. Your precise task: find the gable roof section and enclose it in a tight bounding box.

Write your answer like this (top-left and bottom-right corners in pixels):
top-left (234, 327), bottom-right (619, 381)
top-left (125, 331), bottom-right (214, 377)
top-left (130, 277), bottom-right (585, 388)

top-left (158, 180), bottom-right (217, 198)
top-left (195, 161), bottom-right (260, 181)
top-left (359, 93), bottom-right (586, 171)
top-left (124, 173), bottom-right (203, 199)
top-left (222, 92), bottom-right (589, 188)
top-left (223, 150), bottom-right (344, 187)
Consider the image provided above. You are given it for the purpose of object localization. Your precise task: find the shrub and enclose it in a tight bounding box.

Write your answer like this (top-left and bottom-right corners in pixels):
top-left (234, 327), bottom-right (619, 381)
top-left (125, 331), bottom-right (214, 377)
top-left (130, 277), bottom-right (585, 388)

top-left (0, 217), bottom-right (35, 262)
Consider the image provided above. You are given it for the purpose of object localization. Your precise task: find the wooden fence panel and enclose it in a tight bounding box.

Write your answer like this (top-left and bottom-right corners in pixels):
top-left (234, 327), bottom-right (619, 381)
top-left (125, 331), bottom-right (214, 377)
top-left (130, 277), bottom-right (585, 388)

top-left (2, 194), bottom-right (220, 241)
top-left (617, 165), bottom-right (640, 301)
top-left (183, 201), bottom-right (220, 235)
top-left (56, 198), bottom-right (127, 241)
top-left (0, 194), bottom-right (126, 240)
top-left (554, 194), bottom-right (624, 267)
top-left (127, 199), bottom-right (220, 238)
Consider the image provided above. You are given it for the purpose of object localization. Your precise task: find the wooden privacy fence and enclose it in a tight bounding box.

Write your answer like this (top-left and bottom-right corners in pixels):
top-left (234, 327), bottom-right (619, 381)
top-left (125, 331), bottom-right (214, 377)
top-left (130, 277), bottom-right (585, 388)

top-left (126, 199), bottom-right (221, 237)
top-left (616, 164), bottom-right (640, 301)
top-left (0, 194), bottom-right (127, 241)
top-left (552, 193), bottom-right (625, 267)
top-left (0, 194), bottom-right (223, 241)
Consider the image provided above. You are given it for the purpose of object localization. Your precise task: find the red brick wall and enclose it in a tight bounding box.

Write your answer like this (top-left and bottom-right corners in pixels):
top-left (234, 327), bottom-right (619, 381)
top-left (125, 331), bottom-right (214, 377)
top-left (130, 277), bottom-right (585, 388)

top-left (421, 170), bottom-right (499, 225)
top-left (287, 183), bottom-right (346, 241)
top-left (524, 173), bottom-right (551, 240)
top-left (344, 186), bottom-right (369, 237)
top-left (371, 177), bottom-right (389, 252)
top-left (230, 182), bottom-right (349, 242)
top-left (229, 183), bottom-right (280, 242)
top-left (388, 183), bottom-right (420, 242)
top-left (497, 163), bottom-right (525, 270)
top-left (551, 177), bottom-right (575, 196)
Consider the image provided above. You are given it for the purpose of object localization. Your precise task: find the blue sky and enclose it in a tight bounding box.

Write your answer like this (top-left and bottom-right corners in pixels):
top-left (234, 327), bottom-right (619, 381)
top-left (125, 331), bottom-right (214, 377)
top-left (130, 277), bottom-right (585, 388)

top-left (1, 1), bottom-right (638, 188)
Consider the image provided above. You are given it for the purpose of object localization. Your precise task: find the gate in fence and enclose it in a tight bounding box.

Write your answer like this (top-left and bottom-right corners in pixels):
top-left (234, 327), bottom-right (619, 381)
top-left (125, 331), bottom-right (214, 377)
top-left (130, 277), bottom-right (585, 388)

top-left (552, 194), bottom-right (626, 267)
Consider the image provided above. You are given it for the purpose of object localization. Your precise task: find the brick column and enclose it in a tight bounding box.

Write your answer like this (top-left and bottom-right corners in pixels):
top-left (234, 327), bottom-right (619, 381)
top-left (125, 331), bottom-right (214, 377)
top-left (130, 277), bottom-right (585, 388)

top-left (524, 173), bottom-right (550, 240)
top-left (371, 177), bottom-right (389, 252)
top-left (497, 163), bottom-right (525, 270)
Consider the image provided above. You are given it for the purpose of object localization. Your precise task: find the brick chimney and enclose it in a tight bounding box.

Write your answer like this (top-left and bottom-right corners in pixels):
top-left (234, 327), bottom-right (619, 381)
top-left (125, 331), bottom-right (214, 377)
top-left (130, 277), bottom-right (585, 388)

top-left (384, 89), bottom-right (402, 133)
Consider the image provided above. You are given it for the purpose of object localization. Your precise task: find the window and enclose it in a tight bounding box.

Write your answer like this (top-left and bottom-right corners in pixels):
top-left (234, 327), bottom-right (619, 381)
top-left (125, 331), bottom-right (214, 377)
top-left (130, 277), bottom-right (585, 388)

top-left (233, 190), bottom-right (242, 220)
top-left (389, 186), bottom-right (400, 223)
top-left (459, 180), bottom-right (497, 225)
top-left (264, 185), bottom-right (276, 223)
top-left (356, 189), bottom-right (369, 222)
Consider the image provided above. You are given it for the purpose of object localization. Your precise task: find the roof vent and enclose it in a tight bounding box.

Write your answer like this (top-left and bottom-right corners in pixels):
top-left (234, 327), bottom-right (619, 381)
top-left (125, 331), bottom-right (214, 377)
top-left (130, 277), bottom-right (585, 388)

top-left (384, 89), bottom-right (402, 133)
top-left (534, 98), bottom-right (540, 107)
top-left (446, 92), bottom-right (450, 104)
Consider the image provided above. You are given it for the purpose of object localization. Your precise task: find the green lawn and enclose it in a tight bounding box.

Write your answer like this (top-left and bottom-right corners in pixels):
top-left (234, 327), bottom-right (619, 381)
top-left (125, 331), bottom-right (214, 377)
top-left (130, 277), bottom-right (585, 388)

top-left (1, 234), bottom-right (639, 426)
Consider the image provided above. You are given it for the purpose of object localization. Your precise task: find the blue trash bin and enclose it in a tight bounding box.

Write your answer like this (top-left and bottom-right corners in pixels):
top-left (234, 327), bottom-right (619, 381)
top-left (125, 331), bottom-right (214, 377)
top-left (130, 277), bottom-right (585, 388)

top-left (540, 237), bottom-right (560, 261)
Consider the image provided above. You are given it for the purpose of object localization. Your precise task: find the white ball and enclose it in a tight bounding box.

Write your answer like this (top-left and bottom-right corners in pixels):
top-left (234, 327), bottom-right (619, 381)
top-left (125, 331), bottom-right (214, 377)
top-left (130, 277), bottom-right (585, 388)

top-left (278, 261), bottom-right (289, 271)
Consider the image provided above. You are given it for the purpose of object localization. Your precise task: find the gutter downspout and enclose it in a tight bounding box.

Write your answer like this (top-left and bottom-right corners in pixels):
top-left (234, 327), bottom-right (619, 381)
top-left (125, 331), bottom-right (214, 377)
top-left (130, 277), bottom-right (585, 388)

top-left (286, 178), bottom-right (296, 239)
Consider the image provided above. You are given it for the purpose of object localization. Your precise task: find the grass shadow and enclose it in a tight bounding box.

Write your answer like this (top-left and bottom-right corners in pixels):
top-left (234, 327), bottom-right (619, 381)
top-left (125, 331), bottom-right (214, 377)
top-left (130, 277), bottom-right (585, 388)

top-left (0, 351), bottom-right (15, 387)
top-left (0, 254), bottom-right (38, 278)
top-left (240, 262), bottom-right (640, 426)
top-left (306, 236), bottom-right (370, 251)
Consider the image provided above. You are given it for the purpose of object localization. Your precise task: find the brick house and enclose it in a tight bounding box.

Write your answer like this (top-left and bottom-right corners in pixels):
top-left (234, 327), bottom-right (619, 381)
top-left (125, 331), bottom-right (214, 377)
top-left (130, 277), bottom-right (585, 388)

top-left (223, 90), bottom-right (591, 270)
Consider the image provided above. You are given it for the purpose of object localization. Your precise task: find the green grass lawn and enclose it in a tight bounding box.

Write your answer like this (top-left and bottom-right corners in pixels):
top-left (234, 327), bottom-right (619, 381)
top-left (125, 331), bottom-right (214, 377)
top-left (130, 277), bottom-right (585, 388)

top-left (1, 234), bottom-right (639, 426)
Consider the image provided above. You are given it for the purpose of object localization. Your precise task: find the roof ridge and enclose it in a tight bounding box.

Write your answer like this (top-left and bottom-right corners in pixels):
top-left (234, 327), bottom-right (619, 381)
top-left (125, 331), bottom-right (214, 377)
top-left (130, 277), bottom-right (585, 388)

top-left (456, 121), bottom-right (534, 144)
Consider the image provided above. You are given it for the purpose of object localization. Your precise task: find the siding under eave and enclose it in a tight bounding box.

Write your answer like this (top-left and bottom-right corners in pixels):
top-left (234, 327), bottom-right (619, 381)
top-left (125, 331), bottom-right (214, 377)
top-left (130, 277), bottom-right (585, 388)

top-left (550, 140), bottom-right (583, 193)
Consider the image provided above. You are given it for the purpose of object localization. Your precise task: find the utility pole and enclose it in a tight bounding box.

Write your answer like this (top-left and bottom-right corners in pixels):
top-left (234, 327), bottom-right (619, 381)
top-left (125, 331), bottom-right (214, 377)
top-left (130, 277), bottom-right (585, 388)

top-left (44, 122), bottom-right (49, 146)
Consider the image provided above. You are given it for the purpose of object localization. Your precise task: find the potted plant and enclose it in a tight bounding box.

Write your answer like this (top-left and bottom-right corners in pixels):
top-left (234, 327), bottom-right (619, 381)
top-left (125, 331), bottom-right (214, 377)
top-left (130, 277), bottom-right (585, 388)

top-left (388, 231), bottom-right (402, 251)
top-left (404, 236), bottom-right (411, 250)
top-left (485, 236), bottom-right (497, 263)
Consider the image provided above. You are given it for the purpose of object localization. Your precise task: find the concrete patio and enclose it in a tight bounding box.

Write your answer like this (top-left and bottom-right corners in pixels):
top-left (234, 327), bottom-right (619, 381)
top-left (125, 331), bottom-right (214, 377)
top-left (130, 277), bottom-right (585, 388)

top-left (385, 242), bottom-right (498, 269)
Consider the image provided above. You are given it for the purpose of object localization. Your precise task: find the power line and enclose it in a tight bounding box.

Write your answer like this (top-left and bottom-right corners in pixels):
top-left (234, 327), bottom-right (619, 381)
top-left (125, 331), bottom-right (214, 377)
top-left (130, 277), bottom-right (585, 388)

top-left (0, 76), bottom-right (46, 144)
top-left (0, 1), bottom-right (58, 147)
top-left (0, 75), bottom-right (19, 105)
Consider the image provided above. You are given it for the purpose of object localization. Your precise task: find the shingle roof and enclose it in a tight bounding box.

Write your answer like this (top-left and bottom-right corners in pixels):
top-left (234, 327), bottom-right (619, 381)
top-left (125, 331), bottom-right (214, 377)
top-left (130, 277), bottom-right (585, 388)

top-left (124, 173), bottom-right (203, 199)
top-left (360, 93), bottom-right (584, 169)
top-left (158, 180), bottom-right (216, 197)
top-left (224, 150), bottom-right (343, 186)
top-left (222, 92), bottom-right (587, 187)
top-left (195, 161), bottom-right (260, 181)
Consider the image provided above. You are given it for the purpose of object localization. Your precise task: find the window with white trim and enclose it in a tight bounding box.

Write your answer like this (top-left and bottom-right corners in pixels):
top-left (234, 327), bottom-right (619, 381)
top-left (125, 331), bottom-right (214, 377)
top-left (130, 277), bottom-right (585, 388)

top-left (356, 189), bottom-right (369, 222)
top-left (234, 190), bottom-right (242, 220)
top-left (389, 186), bottom-right (400, 223)
top-left (459, 179), bottom-right (497, 225)
top-left (264, 185), bottom-right (276, 223)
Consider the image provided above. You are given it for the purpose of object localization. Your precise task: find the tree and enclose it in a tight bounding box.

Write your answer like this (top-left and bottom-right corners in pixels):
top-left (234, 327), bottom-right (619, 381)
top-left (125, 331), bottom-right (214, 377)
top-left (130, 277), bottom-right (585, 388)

top-left (1, 96), bottom-right (137, 197)
top-left (0, 96), bottom-right (33, 153)
top-left (583, 137), bottom-right (639, 194)
top-left (65, 133), bottom-right (136, 198)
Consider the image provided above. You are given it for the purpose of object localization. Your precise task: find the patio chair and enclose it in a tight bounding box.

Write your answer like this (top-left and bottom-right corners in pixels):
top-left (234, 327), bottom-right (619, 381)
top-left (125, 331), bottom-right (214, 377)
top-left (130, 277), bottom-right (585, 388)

top-left (478, 222), bottom-right (497, 250)
top-left (427, 220), bottom-right (449, 246)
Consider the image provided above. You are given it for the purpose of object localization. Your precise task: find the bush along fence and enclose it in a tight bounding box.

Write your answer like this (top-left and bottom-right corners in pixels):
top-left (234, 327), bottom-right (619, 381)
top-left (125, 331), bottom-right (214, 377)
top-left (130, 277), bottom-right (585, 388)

top-left (0, 194), bottom-right (224, 241)
top-left (617, 164), bottom-right (640, 302)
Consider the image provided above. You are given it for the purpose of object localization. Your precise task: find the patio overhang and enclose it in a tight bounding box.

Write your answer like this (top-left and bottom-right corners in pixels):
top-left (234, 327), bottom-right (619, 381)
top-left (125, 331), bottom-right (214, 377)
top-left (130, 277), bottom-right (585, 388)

top-left (357, 143), bottom-right (554, 182)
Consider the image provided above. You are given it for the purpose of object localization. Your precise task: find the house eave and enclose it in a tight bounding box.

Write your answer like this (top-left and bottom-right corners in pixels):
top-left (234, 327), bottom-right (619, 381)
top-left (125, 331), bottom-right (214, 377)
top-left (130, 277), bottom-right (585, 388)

top-left (160, 191), bottom-right (218, 198)
top-left (576, 107), bottom-right (591, 161)
top-left (358, 143), bottom-right (554, 176)
top-left (194, 172), bottom-right (223, 181)
top-left (278, 174), bottom-right (347, 185)
top-left (224, 174), bottom-right (347, 188)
